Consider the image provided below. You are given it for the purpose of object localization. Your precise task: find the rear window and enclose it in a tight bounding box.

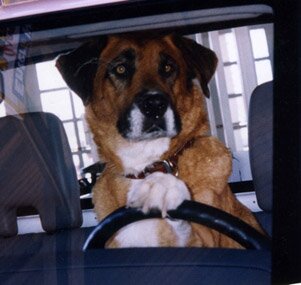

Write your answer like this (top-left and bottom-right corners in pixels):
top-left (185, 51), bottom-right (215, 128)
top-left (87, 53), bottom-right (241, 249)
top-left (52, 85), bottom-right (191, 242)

top-left (0, 6), bottom-right (273, 184)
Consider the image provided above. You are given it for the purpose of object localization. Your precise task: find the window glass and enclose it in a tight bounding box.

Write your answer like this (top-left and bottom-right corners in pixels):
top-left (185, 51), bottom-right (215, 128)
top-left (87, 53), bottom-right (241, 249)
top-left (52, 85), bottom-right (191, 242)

top-left (0, 22), bottom-right (273, 182)
top-left (82, 153), bottom-right (94, 168)
top-left (255, 59), bottom-right (273, 85)
top-left (228, 96), bottom-right (247, 124)
top-left (200, 24), bottom-right (273, 155)
top-left (234, 127), bottom-right (248, 151)
top-left (37, 61), bottom-right (93, 175)
top-left (63, 122), bottom-right (78, 151)
top-left (219, 32), bottom-right (239, 63)
top-left (72, 92), bottom-right (85, 118)
top-left (0, 103), bottom-right (5, 117)
top-left (224, 64), bottom-right (243, 94)
top-left (77, 120), bottom-right (89, 150)
top-left (249, 28), bottom-right (269, 59)
top-left (41, 89), bottom-right (73, 120)
top-left (36, 61), bottom-right (66, 91)
top-left (72, 154), bottom-right (81, 173)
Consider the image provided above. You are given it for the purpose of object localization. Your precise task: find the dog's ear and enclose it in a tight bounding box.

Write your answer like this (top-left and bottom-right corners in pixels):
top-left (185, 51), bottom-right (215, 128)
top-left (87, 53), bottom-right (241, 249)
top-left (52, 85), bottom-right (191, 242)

top-left (56, 37), bottom-right (108, 105)
top-left (173, 35), bottom-right (218, 98)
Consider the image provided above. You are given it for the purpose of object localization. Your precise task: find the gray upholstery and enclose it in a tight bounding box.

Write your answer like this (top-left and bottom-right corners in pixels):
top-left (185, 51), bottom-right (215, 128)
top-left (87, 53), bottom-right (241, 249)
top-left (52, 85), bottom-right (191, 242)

top-left (249, 82), bottom-right (273, 212)
top-left (0, 248), bottom-right (271, 285)
top-left (0, 112), bottom-right (82, 237)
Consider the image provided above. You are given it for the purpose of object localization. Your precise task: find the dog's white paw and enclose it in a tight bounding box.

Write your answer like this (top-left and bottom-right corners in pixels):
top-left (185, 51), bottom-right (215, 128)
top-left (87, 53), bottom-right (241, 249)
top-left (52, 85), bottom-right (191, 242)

top-left (127, 172), bottom-right (190, 217)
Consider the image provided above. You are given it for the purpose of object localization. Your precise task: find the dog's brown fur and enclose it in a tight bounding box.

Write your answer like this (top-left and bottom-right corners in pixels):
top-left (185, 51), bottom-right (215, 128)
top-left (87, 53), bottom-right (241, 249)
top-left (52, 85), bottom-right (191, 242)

top-left (57, 33), bottom-right (264, 248)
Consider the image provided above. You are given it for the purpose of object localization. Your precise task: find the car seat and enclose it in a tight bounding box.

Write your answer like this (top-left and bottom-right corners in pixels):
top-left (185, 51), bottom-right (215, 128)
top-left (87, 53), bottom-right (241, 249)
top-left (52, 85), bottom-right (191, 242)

top-left (0, 79), bottom-right (273, 284)
top-left (249, 81), bottom-right (273, 236)
top-left (0, 112), bottom-right (83, 237)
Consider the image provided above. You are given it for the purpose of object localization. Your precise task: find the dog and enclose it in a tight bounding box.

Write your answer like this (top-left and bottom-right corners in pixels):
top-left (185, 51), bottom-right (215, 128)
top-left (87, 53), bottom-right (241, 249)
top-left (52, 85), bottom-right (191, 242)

top-left (56, 33), bottom-right (264, 248)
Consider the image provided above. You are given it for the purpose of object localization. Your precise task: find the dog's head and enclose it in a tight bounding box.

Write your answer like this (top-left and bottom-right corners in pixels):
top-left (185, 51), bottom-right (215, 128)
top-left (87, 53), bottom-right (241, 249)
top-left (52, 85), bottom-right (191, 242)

top-left (56, 34), bottom-right (217, 143)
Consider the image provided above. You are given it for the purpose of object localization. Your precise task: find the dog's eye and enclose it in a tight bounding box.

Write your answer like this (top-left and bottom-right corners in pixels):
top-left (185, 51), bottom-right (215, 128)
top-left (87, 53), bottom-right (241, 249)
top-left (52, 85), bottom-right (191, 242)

top-left (159, 54), bottom-right (177, 79)
top-left (163, 64), bottom-right (173, 74)
top-left (115, 65), bottom-right (126, 75)
top-left (160, 62), bottom-right (176, 79)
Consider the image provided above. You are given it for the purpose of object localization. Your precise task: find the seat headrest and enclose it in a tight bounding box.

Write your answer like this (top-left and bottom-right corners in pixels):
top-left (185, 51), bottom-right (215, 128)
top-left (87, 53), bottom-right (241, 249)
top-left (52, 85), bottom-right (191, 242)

top-left (249, 82), bottom-right (273, 212)
top-left (0, 112), bottom-right (82, 237)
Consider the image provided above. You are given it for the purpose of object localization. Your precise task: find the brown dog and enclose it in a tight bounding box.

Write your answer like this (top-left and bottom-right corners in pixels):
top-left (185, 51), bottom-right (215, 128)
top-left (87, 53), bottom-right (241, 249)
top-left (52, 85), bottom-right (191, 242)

top-left (56, 33), bottom-right (263, 248)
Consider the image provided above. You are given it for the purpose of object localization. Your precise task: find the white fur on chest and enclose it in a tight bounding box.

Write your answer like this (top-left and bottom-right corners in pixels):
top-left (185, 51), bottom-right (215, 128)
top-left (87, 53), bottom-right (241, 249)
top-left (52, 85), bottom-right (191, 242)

top-left (114, 217), bottom-right (191, 247)
top-left (166, 219), bottom-right (191, 246)
top-left (117, 137), bottom-right (170, 174)
top-left (114, 220), bottom-right (160, 247)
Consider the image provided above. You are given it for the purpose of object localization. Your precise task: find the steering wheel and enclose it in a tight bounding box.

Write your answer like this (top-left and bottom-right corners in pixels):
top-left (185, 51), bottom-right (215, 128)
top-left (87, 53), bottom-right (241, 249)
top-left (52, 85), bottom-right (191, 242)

top-left (83, 200), bottom-right (271, 251)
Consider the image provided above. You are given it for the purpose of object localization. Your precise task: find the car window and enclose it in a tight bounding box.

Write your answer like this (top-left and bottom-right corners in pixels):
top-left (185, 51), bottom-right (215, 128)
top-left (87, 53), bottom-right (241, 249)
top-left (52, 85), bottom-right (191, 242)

top-left (2, 2), bottom-right (301, 284)
top-left (0, 23), bottom-right (273, 183)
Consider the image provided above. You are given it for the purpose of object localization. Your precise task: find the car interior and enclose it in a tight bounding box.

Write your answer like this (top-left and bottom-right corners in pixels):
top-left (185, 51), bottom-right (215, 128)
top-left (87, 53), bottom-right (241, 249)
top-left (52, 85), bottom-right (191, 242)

top-left (0, 0), bottom-right (301, 284)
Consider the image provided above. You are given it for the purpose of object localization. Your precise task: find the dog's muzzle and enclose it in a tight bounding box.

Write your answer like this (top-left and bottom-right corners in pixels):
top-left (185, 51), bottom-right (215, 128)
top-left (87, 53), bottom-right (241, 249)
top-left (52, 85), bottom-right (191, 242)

top-left (117, 90), bottom-right (181, 140)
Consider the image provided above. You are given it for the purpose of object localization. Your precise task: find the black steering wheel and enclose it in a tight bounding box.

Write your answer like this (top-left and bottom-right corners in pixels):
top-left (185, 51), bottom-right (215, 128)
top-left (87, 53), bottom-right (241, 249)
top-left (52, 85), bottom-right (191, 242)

top-left (83, 200), bottom-right (271, 251)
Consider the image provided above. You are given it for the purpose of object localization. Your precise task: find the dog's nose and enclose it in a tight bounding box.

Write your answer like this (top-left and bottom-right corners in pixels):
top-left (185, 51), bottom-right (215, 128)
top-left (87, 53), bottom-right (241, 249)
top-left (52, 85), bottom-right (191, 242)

top-left (137, 92), bottom-right (169, 119)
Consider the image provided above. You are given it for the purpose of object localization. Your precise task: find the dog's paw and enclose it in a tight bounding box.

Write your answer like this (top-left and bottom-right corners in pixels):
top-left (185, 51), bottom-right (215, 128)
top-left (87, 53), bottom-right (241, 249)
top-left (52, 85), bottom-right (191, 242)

top-left (127, 172), bottom-right (190, 217)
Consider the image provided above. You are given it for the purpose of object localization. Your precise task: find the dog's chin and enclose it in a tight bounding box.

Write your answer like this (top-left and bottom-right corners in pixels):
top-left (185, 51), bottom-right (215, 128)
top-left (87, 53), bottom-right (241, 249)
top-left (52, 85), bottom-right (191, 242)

top-left (123, 129), bottom-right (178, 142)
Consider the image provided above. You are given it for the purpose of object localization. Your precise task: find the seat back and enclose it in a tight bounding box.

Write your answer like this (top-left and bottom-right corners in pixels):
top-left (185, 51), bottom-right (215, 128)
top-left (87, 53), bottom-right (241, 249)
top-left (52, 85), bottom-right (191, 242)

top-left (0, 112), bottom-right (82, 237)
top-left (249, 81), bottom-right (273, 212)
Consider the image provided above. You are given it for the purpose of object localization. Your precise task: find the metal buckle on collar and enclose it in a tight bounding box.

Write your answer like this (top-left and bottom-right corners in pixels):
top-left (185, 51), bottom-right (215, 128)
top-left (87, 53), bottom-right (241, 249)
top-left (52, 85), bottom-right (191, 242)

top-left (162, 159), bottom-right (178, 177)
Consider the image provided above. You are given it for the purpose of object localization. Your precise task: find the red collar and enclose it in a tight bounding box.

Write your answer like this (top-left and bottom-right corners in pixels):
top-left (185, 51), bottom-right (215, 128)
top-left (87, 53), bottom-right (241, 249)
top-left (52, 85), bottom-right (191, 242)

top-left (125, 138), bottom-right (195, 179)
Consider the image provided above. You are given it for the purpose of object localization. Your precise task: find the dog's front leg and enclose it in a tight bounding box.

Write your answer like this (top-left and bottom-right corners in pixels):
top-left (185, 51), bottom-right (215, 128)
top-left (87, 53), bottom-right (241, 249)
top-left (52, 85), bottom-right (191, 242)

top-left (127, 172), bottom-right (191, 217)
top-left (125, 172), bottom-right (192, 247)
